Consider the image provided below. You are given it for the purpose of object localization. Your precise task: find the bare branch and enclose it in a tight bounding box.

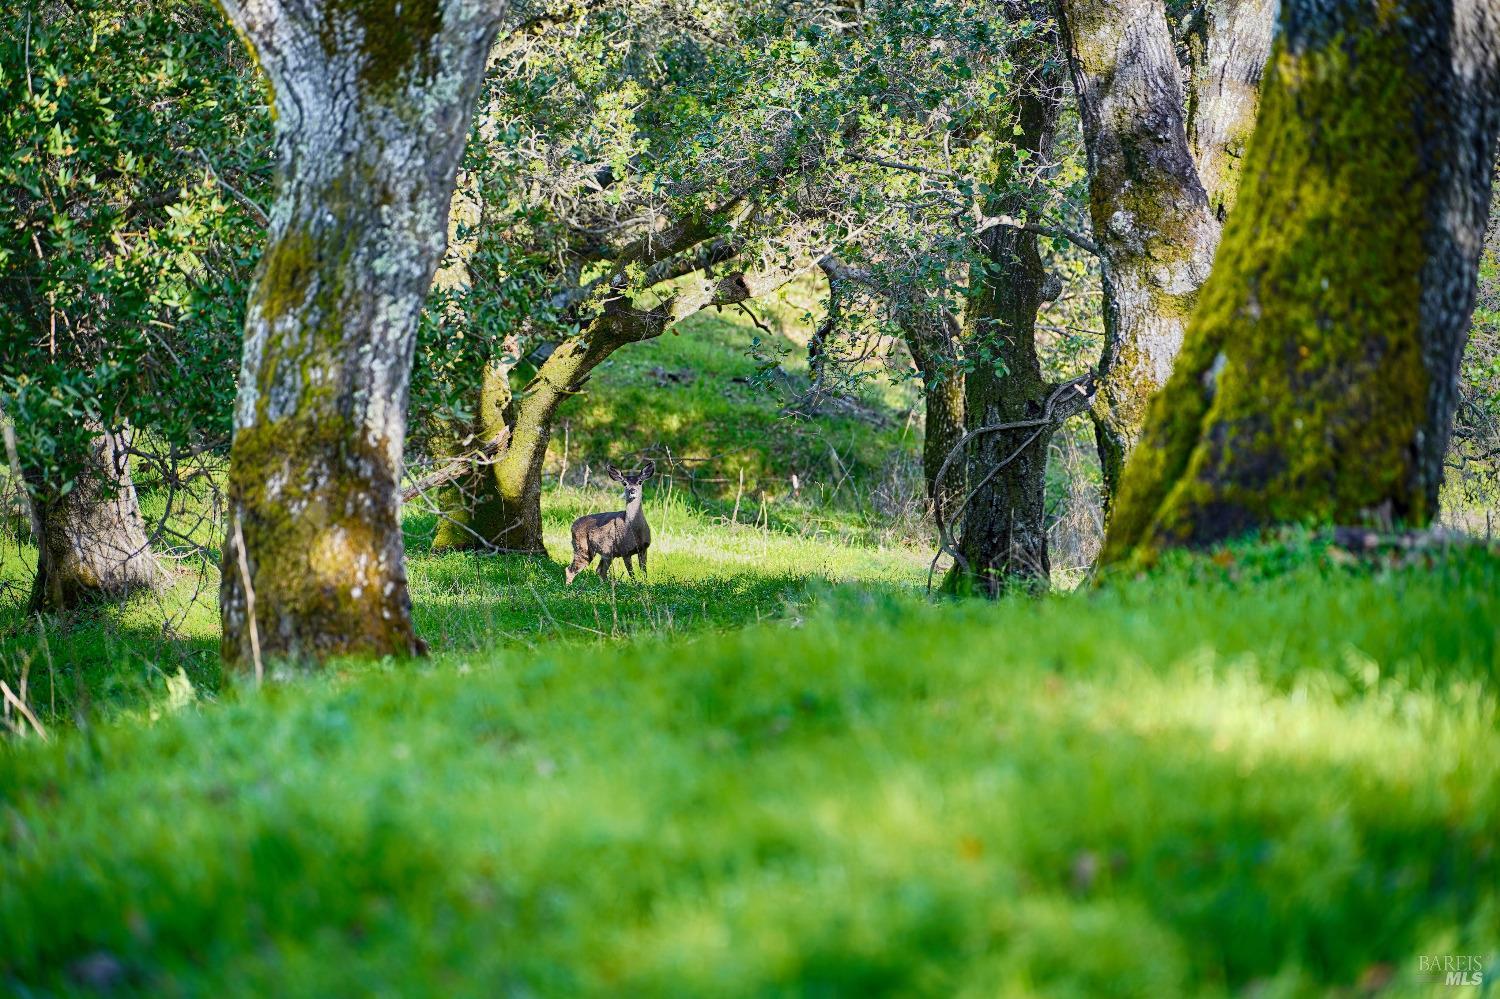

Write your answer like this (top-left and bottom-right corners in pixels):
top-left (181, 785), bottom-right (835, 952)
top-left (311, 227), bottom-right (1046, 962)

top-left (399, 428), bottom-right (511, 502)
top-left (195, 149), bottom-right (269, 227)
top-left (847, 153), bottom-right (964, 181)
top-left (974, 213), bottom-right (1099, 256)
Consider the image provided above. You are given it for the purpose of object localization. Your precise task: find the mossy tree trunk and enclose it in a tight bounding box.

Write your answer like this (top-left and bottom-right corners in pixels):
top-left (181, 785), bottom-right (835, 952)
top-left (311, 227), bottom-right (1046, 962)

top-left (27, 427), bottom-right (160, 612)
top-left (901, 307), bottom-right (965, 506)
top-left (428, 354), bottom-right (535, 553)
top-left (423, 164), bottom-right (541, 553)
top-left (1102, 0), bottom-right (1500, 564)
top-left (430, 258), bottom-right (816, 555)
top-left (431, 337), bottom-right (589, 556)
top-left (1056, 0), bottom-right (1272, 504)
top-left (217, 0), bottom-right (500, 668)
top-left (942, 52), bottom-right (1093, 597)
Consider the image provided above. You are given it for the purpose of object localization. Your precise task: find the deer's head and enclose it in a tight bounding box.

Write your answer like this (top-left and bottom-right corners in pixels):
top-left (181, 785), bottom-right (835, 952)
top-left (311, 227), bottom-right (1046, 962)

top-left (607, 460), bottom-right (655, 506)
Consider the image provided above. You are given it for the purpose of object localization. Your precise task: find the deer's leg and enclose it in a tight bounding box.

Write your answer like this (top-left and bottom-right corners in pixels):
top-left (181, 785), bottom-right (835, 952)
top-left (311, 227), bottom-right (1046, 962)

top-left (638, 548), bottom-right (648, 580)
top-left (597, 555), bottom-right (612, 581)
top-left (622, 554), bottom-right (636, 579)
top-left (565, 548), bottom-right (590, 585)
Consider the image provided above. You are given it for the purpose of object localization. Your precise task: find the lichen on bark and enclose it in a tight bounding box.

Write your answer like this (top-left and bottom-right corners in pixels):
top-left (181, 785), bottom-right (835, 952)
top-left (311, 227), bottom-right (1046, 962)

top-left (223, 414), bottom-right (413, 662)
top-left (1182, 0), bottom-right (1277, 221)
top-left (1102, 0), bottom-right (1500, 564)
top-left (332, 0), bottom-right (444, 94)
top-left (1056, 0), bottom-right (1273, 509)
top-left (430, 352), bottom-right (554, 555)
top-left (218, 0), bottom-right (502, 668)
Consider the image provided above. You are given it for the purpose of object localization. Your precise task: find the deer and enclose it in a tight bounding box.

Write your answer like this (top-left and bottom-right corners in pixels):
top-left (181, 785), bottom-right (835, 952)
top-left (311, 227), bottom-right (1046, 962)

top-left (565, 461), bottom-right (655, 584)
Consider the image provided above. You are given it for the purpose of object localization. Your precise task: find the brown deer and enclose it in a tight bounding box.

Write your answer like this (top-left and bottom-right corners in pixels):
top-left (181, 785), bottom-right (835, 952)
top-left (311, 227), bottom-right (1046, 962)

top-left (565, 461), bottom-right (655, 584)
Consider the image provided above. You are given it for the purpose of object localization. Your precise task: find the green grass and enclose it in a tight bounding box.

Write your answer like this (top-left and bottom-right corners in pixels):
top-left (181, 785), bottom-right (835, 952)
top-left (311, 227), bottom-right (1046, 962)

top-left (2, 541), bottom-right (1498, 995)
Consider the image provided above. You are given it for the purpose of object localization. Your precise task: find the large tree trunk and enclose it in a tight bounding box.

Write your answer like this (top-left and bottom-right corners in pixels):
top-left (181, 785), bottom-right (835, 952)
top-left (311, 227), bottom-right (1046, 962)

top-left (428, 356), bottom-right (538, 554)
top-left (1057, 0), bottom-right (1273, 504)
top-left (942, 51), bottom-right (1092, 597)
top-left (218, 0), bottom-right (500, 668)
top-left (28, 428), bottom-right (160, 612)
top-left (421, 123), bottom-right (545, 554)
top-left (431, 338), bottom-right (597, 556)
top-left (1102, 0), bottom-right (1500, 563)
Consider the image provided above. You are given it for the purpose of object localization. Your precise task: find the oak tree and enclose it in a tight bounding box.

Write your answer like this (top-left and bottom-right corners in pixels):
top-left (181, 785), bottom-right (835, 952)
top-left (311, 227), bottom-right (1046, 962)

top-left (217, 0), bottom-right (501, 666)
top-left (1102, 0), bottom-right (1500, 561)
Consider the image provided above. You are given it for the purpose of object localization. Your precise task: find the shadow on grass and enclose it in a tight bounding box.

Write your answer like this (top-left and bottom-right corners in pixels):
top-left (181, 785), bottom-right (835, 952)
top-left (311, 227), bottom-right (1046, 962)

top-left (410, 545), bottom-right (913, 654)
top-left (0, 528), bottom-right (911, 730)
top-left (0, 615), bottom-right (220, 731)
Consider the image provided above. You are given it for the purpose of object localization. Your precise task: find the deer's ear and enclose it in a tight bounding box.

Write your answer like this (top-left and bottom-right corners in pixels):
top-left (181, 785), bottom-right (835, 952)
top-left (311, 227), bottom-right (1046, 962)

top-left (640, 460), bottom-right (656, 480)
top-left (607, 464), bottom-right (625, 482)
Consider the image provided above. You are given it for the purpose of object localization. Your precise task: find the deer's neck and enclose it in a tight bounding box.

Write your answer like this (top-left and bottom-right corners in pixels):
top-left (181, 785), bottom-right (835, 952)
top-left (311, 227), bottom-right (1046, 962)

top-left (626, 495), bottom-right (645, 523)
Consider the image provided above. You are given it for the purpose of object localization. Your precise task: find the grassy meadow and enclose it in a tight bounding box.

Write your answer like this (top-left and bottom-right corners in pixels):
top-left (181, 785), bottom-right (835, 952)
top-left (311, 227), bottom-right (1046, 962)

top-left (2, 306), bottom-right (1498, 996)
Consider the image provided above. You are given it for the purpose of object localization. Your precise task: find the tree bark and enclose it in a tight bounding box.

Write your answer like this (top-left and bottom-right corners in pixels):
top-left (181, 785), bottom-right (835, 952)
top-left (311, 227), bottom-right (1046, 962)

top-left (942, 49), bottom-right (1093, 597)
top-left (1102, 0), bottom-right (1500, 563)
top-left (420, 122), bottom-right (542, 553)
top-left (428, 356), bottom-right (537, 553)
top-left (432, 338), bottom-right (591, 556)
top-left (901, 306), bottom-right (966, 507)
top-left (1182, 0), bottom-right (1277, 221)
top-left (218, 0), bottom-right (501, 667)
top-left (1056, 0), bottom-right (1272, 504)
top-left (27, 428), bottom-right (160, 612)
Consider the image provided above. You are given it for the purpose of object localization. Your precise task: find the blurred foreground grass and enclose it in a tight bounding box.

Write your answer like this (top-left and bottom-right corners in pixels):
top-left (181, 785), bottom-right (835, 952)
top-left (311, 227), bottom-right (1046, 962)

top-left (2, 536), bottom-right (1497, 995)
